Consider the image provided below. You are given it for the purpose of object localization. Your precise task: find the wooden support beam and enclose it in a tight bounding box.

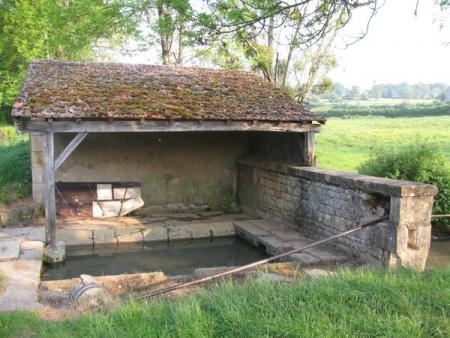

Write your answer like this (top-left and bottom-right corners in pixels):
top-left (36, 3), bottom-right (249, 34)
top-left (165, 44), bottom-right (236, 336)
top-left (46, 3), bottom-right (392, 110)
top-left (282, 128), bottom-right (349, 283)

top-left (44, 131), bottom-right (56, 245)
top-left (54, 132), bottom-right (88, 170)
top-left (295, 131), bottom-right (316, 166)
top-left (14, 119), bottom-right (323, 134)
top-left (305, 131), bottom-right (316, 167)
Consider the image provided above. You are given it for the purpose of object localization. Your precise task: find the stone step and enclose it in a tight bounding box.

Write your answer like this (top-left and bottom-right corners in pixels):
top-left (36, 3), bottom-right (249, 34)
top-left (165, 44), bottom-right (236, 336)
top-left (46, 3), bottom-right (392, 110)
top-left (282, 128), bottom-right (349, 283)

top-left (234, 220), bottom-right (349, 265)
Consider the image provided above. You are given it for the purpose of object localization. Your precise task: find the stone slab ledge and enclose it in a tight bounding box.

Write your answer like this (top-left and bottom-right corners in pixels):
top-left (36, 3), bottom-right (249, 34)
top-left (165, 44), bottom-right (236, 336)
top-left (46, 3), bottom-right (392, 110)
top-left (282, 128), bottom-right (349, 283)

top-left (235, 157), bottom-right (438, 197)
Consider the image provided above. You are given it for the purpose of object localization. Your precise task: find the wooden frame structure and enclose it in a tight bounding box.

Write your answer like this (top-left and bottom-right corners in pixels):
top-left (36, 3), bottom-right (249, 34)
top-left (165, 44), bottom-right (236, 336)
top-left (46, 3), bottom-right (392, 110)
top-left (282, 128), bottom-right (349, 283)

top-left (12, 60), bottom-right (326, 247)
top-left (15, 118), bottom-right (321, 245)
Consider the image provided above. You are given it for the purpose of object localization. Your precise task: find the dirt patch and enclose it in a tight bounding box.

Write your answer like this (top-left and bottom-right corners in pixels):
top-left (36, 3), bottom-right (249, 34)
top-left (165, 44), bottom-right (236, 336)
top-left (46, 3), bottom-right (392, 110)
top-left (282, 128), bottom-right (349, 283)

top-left (0, 197), bottom-right (44, 227)
top-left (36, 259), bottom-right (366, 321)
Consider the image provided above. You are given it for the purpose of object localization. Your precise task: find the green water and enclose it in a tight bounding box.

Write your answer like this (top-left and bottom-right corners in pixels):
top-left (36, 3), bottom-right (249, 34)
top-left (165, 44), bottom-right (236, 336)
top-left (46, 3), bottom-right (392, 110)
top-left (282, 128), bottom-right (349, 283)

top-left (426, 240), bottom-right (450, 269)
top-left (41, 237), bottom-right (268, 281)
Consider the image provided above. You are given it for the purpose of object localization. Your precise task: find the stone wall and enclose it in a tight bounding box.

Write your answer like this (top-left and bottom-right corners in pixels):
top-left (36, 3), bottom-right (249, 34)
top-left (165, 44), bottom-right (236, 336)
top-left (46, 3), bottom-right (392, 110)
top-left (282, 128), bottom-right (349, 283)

top-left (236, 157), bottom-right (438, 271)
top-left (31, 132), bottom-right (249, 213)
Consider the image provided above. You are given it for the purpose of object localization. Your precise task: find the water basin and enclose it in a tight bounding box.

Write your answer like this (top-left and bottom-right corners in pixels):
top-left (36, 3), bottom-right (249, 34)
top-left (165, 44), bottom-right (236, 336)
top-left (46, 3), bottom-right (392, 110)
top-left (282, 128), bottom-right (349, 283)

top-left (426, 240), bottom-right (450, 269)
top-left (41, 237), bottom-right (268, 281)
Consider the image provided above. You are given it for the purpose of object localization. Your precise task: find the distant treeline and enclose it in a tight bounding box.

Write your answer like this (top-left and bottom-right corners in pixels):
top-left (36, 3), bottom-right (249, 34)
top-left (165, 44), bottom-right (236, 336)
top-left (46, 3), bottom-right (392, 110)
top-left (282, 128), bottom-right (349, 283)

top-left (321, 82), bottom-right (449, 101)
top-left (311, 102), bottom-right (450, 118)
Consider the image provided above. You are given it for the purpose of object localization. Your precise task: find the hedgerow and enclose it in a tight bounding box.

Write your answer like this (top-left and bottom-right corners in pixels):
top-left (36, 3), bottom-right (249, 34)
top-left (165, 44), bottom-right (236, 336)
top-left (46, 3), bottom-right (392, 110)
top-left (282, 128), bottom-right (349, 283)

top-left (358, 138), bottom-right (450, 231)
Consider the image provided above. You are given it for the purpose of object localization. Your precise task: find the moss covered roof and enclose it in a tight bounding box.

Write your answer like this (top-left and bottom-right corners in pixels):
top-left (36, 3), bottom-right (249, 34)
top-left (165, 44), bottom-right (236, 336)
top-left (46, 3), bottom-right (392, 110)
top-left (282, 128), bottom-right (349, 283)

top-left (12, 60), bottom-right (325, 122)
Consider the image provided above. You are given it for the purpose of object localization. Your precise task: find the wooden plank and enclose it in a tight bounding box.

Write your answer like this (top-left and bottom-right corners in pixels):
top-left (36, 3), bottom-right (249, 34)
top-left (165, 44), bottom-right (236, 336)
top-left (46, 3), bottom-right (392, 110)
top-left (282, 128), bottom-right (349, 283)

top-left (113, 186), bottom-right (141, 200)
top-left (44, 131), bottom-right (56, 244)
top-left (97, 184), bottom-right (113, 200)
top-left (55, 182), bottom-right (141, 218)
top-left (57, 205), bottom-right (92, 219)
top-left (55, 182), bottom-right (140, 204)
top-left (93, 201), bottom-right (122, 217)
top-left (55, 182), bottom-right (98, 205)
top-left (14, 119), bottom-right (323, 134)
top-left (54, 132), bottom-right (88, 170)
top-left (119, 196), bottom-right (144, 216)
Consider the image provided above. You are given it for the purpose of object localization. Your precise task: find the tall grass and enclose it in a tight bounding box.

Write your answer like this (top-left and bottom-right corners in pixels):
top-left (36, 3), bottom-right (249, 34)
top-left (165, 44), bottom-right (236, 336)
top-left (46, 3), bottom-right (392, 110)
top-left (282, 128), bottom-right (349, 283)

top-left (0, 126), bottom-right (31, 205)
top-left (0, 268), bottom-right (449, 337)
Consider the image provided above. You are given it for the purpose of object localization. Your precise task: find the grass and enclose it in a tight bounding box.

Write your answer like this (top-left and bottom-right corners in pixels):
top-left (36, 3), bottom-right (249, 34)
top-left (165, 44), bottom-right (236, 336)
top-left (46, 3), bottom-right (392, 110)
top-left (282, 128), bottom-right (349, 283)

top-left (0, 268), bottom-right (449, 337)
top-left (315, 115), bottom-right (450, 172)
top-left (0, 126), bottom-right (31, 205)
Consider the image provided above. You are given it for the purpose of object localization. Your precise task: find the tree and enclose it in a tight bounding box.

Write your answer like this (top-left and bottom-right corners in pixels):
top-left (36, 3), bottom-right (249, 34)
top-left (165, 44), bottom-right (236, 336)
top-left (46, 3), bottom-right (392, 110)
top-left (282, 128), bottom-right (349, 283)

top-left (347, 85), bottom-right (361, 100)
top-left (1, 0), bottom-right (383, 108)
top-left (189, 0), bottom-right (378, 102)
top-left (134, 0), bottom-right (194, 65)
top-left (369, 84), bottom-right (383, 100)
top-left (0, 0), bottom-right (138, 106)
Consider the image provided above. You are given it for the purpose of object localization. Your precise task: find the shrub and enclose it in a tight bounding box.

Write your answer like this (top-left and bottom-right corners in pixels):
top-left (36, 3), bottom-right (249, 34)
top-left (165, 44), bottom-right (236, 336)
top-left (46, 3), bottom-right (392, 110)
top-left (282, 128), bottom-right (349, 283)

top-left (0, 129), bottom-right (31, 205)
top-left (358, 138), bottom-right (450, 232)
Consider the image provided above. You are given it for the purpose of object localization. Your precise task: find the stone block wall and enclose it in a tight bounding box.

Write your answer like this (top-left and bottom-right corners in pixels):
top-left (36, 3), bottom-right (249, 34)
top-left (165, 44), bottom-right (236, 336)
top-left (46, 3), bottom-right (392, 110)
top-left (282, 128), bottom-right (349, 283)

top-left (30, 132), bottom-right (45, 202)
top-left (236, 157), bottom-right (438, 271)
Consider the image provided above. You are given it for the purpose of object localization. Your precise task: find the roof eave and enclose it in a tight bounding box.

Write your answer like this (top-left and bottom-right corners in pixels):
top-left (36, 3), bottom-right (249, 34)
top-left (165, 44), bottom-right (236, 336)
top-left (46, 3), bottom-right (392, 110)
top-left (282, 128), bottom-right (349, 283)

top-left (14, 117), bottom-right (324, 134)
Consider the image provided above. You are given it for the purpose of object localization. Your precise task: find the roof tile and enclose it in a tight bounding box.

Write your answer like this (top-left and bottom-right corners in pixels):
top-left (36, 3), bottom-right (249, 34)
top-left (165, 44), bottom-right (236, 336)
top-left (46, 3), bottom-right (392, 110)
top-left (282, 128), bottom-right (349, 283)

top-left (12, 60), bottom-right (326, 123)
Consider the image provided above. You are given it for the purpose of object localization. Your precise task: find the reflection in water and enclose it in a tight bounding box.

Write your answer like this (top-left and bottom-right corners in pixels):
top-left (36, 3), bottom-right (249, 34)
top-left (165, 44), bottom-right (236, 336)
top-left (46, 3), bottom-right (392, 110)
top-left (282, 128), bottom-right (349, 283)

top-left (41, 237), bottom-right (268, 281)
top-left (426, 240), bottom-right (450, 269)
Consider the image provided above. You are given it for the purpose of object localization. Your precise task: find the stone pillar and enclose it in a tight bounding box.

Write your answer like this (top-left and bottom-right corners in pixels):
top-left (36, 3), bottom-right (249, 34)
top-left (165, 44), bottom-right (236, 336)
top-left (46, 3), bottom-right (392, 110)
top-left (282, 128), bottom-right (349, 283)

top-left (30, 132), bottom-right (45, 202)
top-left (388, 195), bottom-right (435, 271)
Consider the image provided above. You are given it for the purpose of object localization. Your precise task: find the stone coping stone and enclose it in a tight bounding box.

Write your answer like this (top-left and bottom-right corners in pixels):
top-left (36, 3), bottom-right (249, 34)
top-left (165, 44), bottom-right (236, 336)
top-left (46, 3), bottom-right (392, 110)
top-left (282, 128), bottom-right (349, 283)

top-left (25, 228), bottom-right (45, 242)
top-left (31, 221), bottom-right (238, 246)
top-left (234, 221), bottom-right (270, 239)
top-left (0, 239), bottom-right (21, 261)
top-left (0, 259), bottom-right (43, 311)
top-left (143, 227), bottom-right (168, 242)
top-left (0, 227), bottom-right (34, 238)
top-left (57, 229), bottom-right (93, 246)
top-left (208, 222), bottom-right (235, 237)
top-left (236, 157), bottom-right (438, 197)
top-left (19, 240), bottom-right (44, 261)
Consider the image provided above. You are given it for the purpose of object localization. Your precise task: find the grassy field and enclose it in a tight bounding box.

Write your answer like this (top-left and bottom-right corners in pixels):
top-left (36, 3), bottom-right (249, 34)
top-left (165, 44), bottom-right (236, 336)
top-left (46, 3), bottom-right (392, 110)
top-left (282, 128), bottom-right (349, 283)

top-left (315, 116), bottom-right (450, 172)
top-left (0, 268), bottom-right (449, 337)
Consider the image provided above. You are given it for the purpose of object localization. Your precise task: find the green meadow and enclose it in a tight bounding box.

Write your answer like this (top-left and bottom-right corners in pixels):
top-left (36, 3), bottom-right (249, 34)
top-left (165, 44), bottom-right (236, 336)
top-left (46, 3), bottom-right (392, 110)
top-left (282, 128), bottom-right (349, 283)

top-left (315, 115), bottom-right (450, 172)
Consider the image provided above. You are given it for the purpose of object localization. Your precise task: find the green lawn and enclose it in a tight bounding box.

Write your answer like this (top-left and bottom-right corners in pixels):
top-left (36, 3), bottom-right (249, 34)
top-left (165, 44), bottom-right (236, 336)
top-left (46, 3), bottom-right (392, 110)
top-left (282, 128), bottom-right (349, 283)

top-left (315, 116), bottom-right (450, 172)
top-left (1, 268), bottom-right (449, 337)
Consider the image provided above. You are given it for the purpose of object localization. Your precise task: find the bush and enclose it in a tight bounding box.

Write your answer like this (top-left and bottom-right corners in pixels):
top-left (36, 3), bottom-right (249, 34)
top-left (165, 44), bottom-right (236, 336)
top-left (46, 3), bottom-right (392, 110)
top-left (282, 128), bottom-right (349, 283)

top-left (358, 138), bottom-right (450, 232)
top-left (0, 128), bottom-right (31, 205)
top-left (0, 105), bottom-right (13, 125)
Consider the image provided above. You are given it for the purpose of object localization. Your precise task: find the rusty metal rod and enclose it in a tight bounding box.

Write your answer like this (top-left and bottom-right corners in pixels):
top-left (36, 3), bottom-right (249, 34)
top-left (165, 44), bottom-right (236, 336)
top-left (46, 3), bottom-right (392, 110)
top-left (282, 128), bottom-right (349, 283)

top-left (132, 216), bottom-right (387, 301)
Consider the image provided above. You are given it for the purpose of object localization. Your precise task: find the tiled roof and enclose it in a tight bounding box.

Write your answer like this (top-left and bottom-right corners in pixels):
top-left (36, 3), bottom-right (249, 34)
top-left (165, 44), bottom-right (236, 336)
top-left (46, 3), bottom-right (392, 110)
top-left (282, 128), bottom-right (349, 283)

top-left (12, 60), bottom-right (326, 122)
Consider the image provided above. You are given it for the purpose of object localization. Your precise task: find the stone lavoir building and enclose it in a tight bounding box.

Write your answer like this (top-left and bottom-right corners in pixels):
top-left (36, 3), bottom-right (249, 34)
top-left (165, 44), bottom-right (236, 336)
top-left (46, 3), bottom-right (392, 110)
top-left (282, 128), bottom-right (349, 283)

top-left (12, 60), bottom-right (437, 270)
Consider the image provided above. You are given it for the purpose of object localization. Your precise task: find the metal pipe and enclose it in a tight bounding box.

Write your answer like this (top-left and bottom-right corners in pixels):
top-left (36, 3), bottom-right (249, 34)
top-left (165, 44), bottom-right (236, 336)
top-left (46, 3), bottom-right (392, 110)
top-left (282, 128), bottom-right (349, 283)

top-left (132, 216), bottom-right (387, 301)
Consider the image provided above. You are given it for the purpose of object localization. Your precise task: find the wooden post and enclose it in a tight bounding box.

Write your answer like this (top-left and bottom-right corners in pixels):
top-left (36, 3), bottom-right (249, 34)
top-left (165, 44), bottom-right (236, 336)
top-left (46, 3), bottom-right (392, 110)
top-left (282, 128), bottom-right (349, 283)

top-left (44, 131), bottom-right (56, 245)
top-left (296, 131), bottom-right (316, 166)
top-left (302, 131), bottom-right (316, 166)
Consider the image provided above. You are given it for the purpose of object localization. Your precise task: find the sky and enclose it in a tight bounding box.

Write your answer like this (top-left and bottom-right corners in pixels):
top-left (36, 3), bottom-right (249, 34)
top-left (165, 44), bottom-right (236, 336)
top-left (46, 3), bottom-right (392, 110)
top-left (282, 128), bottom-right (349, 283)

top-left (330, 0), bottom-right (450, 89)
top-left (116, 0), bottom-right (450, 90)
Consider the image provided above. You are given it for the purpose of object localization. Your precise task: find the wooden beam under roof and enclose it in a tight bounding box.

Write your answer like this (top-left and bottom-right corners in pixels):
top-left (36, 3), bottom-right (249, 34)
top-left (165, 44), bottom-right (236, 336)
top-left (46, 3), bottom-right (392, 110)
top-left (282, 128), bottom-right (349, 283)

top-left (14, 119), bottom-right (323, 134)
